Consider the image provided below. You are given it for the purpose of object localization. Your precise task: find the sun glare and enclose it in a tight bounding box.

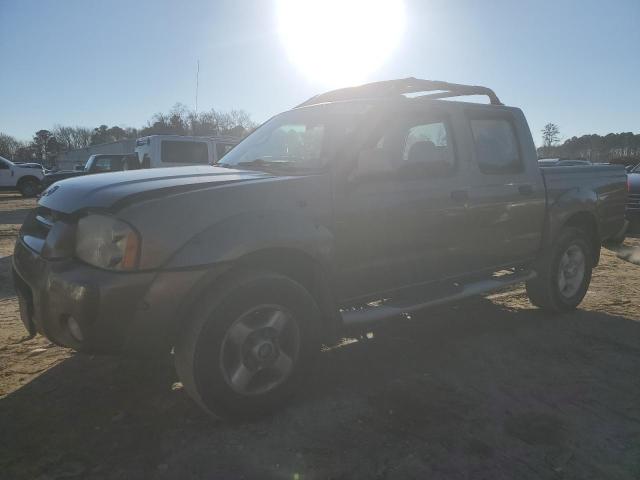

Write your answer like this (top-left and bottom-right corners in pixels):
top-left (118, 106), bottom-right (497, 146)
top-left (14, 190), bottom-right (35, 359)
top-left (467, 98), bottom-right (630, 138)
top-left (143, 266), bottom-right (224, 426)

top-left (277, 0), bottom-right (406, 87)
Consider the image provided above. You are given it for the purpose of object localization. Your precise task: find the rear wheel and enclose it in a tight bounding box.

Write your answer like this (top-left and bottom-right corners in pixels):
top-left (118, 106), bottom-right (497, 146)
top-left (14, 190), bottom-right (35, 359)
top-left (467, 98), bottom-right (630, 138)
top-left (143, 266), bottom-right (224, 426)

top-left (18, 179), bottom-right (40, 197)
top-left (526, 226), bottom-right (593, 312)
top-left (174, 271), bottom-right (321, 419)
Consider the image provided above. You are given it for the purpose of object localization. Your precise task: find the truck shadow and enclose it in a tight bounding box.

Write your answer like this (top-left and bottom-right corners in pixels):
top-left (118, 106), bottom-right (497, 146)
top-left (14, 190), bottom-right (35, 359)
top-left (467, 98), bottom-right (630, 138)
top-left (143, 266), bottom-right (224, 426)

top-left (2, 298), bottom-right (640, 479)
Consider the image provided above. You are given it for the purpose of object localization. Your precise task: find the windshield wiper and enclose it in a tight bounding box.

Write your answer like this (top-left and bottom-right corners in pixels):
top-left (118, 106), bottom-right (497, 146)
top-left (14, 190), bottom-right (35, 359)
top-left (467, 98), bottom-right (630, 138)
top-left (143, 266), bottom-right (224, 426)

top-left (237, 158), bottom-right (297, 168)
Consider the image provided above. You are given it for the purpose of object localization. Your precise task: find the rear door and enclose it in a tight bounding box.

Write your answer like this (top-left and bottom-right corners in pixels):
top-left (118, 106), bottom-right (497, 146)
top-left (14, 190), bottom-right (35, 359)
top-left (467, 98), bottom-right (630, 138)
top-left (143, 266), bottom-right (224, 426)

top-left (463, 108), bottom-right (546, 271)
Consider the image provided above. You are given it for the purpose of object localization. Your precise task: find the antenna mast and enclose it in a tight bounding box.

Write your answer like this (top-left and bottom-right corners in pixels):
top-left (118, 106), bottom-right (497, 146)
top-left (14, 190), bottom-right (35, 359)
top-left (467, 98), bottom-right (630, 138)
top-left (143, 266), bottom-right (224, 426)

top-left (195, 59), bottom-right (200, 114)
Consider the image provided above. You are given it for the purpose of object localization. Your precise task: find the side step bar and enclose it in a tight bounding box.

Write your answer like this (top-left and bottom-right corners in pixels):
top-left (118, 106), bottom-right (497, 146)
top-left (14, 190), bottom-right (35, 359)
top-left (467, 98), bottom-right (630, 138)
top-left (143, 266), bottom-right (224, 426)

top-left (341, 270), bottom-right (536, 328)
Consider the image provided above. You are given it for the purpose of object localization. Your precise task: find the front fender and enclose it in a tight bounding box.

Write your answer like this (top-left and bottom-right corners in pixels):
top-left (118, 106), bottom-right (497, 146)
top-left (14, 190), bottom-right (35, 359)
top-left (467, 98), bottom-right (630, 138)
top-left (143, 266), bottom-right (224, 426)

top-left (165, 209), bottom-right (334, 269)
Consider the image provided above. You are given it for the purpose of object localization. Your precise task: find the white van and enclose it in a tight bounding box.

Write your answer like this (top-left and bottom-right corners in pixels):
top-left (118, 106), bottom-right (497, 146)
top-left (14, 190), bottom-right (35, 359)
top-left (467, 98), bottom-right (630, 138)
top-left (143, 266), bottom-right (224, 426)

top-left (134, 135), bottom-right (239, 169)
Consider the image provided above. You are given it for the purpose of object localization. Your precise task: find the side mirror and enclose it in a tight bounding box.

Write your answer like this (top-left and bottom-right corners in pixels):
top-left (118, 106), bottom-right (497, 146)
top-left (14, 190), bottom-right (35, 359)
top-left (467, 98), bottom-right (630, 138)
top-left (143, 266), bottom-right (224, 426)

top-left (74, 164), bottom-right (84, 171)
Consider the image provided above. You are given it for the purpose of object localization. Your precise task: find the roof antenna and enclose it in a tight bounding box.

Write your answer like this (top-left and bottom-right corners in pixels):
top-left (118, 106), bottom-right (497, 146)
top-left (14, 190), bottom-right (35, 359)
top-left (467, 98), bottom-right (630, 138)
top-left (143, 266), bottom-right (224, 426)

top-left (195, 59), bottom-right (200, 115)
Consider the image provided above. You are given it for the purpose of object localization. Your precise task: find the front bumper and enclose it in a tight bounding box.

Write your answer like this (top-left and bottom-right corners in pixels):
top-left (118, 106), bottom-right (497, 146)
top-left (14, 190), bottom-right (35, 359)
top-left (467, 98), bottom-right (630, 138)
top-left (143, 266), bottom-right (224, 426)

top-left (12, 238), bottom-right (218, 354)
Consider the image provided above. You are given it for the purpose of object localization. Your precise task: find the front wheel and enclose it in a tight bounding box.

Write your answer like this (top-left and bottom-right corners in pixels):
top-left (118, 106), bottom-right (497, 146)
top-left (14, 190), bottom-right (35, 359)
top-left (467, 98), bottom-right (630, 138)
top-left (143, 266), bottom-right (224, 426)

top-left (18, 179), bottom-right (40, 197)
top-left (526, 226), bottom-right (593, 312)
top-left (174, 271), bottom-right (322, 419)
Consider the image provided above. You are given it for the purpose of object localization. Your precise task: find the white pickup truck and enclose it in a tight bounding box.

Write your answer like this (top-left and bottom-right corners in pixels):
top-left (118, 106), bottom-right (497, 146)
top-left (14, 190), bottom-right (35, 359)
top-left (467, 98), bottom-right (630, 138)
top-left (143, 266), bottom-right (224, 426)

top-left (0, 156), bottom-right (44, 197)
top-left (134, 135), bottom-right (239, 168)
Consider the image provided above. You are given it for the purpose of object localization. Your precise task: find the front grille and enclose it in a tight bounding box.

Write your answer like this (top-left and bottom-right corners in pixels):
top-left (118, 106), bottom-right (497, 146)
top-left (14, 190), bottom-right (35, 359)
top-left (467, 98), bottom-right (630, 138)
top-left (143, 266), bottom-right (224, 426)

top-left (20, 206), bottom-right (73, 254)
top-left (626, 193), bottom-right (640, 211)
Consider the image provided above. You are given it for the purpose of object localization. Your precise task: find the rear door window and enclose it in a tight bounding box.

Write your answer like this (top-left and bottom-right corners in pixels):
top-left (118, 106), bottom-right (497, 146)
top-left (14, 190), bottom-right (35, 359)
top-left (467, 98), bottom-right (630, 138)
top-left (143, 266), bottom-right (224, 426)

top-left (161, 141), bottom-right (209, 164)
top-left (401, 120), bottom-right (455, 176)
top-left (470, 117), bottom-right (522, 174)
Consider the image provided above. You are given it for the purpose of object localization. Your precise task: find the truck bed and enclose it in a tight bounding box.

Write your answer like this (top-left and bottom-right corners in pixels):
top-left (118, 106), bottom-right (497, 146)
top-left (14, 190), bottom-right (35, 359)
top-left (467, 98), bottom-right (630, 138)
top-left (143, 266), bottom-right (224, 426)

top-left (540, 164), bottom-right (627, 242)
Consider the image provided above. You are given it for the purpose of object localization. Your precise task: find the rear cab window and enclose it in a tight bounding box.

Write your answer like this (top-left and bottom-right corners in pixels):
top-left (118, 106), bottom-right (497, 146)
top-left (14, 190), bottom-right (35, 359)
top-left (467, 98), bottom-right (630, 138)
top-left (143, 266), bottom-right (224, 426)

top-left (93, 156), bottom-right (123, 172)
top-left (161, 141), bottom-right (209, 164)
top-left (469, 116), bottom-right (522, 174)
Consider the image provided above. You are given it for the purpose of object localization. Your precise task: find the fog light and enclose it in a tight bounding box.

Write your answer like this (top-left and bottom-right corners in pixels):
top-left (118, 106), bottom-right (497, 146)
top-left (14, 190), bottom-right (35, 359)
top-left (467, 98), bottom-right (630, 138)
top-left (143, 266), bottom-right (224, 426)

top-left (67, 316), bottom-right (84, 342)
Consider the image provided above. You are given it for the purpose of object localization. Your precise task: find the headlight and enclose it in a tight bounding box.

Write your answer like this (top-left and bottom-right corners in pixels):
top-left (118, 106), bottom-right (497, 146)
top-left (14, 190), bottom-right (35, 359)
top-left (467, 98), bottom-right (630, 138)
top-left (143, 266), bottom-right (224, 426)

top-left (75, 214), bottom-right (140, 270)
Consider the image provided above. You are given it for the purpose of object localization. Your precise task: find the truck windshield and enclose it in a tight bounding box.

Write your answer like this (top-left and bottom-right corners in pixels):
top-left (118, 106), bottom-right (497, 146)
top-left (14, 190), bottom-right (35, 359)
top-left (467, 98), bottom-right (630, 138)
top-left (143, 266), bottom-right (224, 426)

top-left (218, 103), bottom-right (372, 171)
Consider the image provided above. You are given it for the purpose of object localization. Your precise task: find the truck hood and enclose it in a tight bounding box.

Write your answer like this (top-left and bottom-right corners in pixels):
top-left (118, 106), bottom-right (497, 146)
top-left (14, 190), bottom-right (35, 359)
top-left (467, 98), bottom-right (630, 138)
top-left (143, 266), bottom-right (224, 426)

top-left (38, 166), bottom-right (272, 214)
top-left (16, 163), bottom-right (44, 170)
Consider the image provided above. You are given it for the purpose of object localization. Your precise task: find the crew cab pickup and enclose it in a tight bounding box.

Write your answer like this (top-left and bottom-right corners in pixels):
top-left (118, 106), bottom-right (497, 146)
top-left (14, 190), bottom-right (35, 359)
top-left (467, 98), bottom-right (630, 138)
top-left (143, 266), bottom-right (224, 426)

top-left (0, 155), bottom-right (44, 197)
top-left (12, 78), bottom-right (627, 418)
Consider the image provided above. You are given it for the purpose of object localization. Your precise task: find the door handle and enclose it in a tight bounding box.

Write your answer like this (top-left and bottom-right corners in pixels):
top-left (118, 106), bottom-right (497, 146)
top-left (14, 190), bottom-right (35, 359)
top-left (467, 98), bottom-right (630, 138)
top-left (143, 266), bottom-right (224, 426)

top-left (518, 184), bottom-right (534, 195)
top-left (450, 190), bottom-right (469, 202)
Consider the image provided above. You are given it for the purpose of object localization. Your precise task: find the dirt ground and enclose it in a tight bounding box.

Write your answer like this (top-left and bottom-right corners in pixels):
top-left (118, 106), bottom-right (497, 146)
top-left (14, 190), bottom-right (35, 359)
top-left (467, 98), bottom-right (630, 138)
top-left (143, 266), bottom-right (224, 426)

top-left (1, 192), bottom-right (640, 479)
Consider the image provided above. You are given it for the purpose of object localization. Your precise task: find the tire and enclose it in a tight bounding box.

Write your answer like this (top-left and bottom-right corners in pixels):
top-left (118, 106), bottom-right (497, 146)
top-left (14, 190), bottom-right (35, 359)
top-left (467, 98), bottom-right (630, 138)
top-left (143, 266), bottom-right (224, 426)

top-left (174, 271), bottom-right (322, 419)
top-left (526, 226), bottom-right (593, 312)
top-left (18, 179), bottom-right (40, 198)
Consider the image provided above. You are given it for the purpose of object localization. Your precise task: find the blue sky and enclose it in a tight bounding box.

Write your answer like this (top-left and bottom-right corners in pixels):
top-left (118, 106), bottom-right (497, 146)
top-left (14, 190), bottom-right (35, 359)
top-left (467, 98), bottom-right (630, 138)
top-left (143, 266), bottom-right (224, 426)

top-left (0, 0), bottom-right (638, 145)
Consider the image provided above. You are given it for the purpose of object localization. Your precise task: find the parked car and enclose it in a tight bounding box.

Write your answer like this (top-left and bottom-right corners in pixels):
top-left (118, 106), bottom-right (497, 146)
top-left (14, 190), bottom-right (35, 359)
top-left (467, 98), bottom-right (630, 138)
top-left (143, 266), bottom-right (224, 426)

top-left (0, 155), bottom-right (44, 197)
top-left (13, 78), bottom-right (628, 418)
top-left (134, 135), bottom-right (239, 168)
top-left (42, 154), bottom-right (139, 189)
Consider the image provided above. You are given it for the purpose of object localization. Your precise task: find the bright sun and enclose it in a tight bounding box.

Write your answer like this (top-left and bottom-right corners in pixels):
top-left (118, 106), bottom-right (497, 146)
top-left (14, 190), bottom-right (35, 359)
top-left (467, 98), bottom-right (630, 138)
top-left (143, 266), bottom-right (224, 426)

top-left (277, 0), bottom-right (406, 87)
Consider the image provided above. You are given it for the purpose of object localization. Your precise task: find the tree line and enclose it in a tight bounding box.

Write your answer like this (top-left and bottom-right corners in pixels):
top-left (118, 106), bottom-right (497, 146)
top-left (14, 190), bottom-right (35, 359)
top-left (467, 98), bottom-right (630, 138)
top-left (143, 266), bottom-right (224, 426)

top-left (0, 103), bottom-right (256, 165)
top-left (539, 123), bottom-right (640, 163)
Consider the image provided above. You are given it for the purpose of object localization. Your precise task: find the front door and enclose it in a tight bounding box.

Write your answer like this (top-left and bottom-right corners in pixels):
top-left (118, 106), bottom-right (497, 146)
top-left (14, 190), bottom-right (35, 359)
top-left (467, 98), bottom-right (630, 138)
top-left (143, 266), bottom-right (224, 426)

top-left (393, 111), bottom-right (470, 284)
top-left (332, 107), bottom-right (470, 300)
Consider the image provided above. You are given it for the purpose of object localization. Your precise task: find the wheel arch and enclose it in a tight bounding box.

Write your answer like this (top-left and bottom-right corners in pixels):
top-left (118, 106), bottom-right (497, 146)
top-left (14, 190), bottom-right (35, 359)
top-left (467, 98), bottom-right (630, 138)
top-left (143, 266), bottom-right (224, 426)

top-left (562, 211), bottom-right (600, 265)
top-left (17, 175), bottom-right (41, 186)
top-left (167, 247), bottom-right (340, 346)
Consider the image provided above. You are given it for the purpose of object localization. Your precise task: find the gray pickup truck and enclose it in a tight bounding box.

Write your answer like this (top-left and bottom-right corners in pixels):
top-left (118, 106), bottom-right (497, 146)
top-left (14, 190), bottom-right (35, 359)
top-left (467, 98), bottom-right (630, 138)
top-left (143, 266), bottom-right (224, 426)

top-left (13, 78), bottom-right (627, 418)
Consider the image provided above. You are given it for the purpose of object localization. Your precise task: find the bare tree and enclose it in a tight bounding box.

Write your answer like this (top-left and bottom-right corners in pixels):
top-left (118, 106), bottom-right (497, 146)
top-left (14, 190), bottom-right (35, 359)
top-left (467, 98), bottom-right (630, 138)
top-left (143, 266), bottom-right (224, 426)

top-left (541, 123), bottom-right (560, 157)
top-left (71, 127), bottom-right (92, 148)
top-left (53, 125), bottom-right (93, 150)
top-left (52, 125), bottom-right (75, 150)
top-left (139, 103), bottom-right (255, 138)
top-left (0, 132), bottom-right (25, 159)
